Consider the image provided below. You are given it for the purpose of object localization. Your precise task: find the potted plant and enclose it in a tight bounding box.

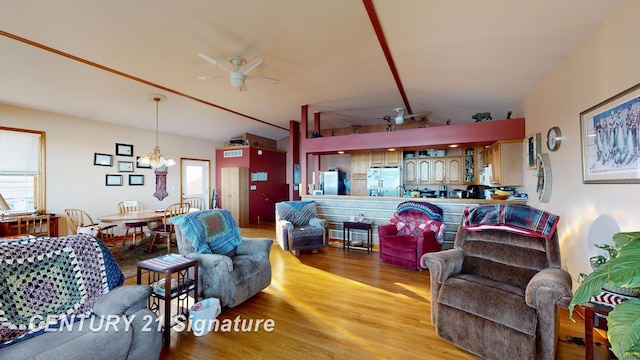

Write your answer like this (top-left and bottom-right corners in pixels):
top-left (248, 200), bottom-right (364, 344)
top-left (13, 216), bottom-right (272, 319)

top-left (569, 231), bottom-right (640, 360)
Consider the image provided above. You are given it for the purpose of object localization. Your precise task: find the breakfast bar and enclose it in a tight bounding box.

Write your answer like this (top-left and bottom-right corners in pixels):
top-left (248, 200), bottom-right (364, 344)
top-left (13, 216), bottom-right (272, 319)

top-left (301, 195), bottom-right (527, 250)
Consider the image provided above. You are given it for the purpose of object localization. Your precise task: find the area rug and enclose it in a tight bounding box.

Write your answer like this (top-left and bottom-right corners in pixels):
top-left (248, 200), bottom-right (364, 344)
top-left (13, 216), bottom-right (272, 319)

top-left (110, 241), bottom-right (180, 279)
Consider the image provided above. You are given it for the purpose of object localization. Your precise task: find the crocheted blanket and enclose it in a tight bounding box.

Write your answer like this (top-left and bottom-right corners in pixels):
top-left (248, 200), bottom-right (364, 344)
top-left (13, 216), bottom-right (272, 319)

top-left (396, 201), bottom-right (443, 222)
top-left (170, 209), bottom-right (242, 255)
top-left (0, 235), bottom-right (123, 348)
top-left (462, 204), bottom-right (559, 240)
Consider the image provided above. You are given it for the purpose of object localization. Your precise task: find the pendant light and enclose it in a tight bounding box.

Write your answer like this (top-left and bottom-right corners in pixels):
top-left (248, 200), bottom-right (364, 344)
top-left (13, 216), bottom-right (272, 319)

top-left (137, 94), bottom-right (175, 168)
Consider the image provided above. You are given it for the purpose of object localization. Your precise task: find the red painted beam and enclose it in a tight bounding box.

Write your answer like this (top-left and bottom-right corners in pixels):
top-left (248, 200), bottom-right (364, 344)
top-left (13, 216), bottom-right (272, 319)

top-left (301, 118), bottom-right (525, 154)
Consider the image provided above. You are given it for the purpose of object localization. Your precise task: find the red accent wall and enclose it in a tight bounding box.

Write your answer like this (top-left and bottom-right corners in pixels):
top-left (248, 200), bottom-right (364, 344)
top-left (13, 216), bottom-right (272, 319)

top-left (215, 146), bottom-right (287, 224)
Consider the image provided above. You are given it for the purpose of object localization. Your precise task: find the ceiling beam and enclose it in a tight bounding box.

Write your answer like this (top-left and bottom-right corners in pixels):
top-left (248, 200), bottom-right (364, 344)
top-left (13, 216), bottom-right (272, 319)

top-left (362, 0), bottom-right (413, 115)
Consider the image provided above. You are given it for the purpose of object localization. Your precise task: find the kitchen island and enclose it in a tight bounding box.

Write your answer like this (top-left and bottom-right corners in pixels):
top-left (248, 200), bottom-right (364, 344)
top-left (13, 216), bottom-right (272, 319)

top-left (301, 195), bottom-right (527, 250)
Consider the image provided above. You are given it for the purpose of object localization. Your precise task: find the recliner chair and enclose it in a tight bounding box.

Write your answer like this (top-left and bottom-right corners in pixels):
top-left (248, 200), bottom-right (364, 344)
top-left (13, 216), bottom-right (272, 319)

top-left (421, 204), bottom-right (572, 360)
top-left (275, 201), bottom-right (327, 255)
top-left (377, 201), bottom-right (444, 270)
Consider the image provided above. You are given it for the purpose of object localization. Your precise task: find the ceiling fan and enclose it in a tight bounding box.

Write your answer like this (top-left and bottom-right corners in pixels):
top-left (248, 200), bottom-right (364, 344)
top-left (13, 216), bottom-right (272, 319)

top-left (198, 53), bottom-right (279, 91)
top-left (392, 108), bottom-right (427, 125)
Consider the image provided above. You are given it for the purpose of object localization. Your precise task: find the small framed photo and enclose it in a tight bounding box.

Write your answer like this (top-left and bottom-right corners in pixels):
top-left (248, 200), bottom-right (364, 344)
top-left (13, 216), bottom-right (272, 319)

top-left (115, 143), bottom-right (134, 157)
top-left (94, 153), bottom-right (113, 166)
top-left (129, 174), bottom-right (144, 186)
top-left (526, 133), bottom-right (541, 169)
top-left (118, 161), bottom-right (134, 172)
top-left (105, 174), bottom-right (123, 186)
top-left (136, 156), bottom-right (152, 169)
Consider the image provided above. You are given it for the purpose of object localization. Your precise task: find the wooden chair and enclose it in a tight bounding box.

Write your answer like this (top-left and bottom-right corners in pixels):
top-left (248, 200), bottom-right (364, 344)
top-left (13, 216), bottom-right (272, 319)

top-left (182, 196), bottom-right (207, 210)
top-left (117, 200), bottom-right (147, 247)
top-left (147, 202), bottom-right (191, 253)
top-left (17, 214), bottom-right (51, 237)
top-left (64, 208), bottom-right (122, 260)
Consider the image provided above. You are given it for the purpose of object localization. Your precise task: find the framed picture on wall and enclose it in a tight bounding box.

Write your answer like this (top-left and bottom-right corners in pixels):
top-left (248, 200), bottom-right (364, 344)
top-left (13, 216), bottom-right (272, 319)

top-left (118, 161), bottom-right (134, 172)
top-left (105, 174), bottom-right (123, 186)
top-left (581, 82), bottom-right (640, 183)
top-left (526, 133), bottom-right (541, 170)
top-left (115, 143), bottom-right (134, 156)
top-left (136, 156), bottom-right (152, 168)
top-left (93, 153), bottom-right (113, 166)
top-left (129, 174), bottom-right (144, 186)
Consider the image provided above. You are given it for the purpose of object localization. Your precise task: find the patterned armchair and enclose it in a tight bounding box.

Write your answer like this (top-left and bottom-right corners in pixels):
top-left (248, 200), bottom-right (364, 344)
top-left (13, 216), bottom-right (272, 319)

top-left (377, 201), bottom-right (445, 270)
top-left (275, 201), bottom-right (327, 255)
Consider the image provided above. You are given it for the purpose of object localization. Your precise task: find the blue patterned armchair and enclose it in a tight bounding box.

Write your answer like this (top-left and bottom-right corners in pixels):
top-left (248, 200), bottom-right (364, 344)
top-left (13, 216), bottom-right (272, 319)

top-left (275, 201), bottom-right (327, 255)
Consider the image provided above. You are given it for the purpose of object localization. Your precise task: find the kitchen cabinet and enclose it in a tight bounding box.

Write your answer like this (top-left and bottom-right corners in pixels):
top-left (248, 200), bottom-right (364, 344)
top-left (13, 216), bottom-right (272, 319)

top-left (463, 147), bottom-right (482, 184)
top-left (404, 157), bottom-right (460, 185)
top-left (481, 140), bottom-right (523, 186)
top-left (350, 152), bottom-right (369, 196)
top-left (370, 150), bottom-right (401, 167)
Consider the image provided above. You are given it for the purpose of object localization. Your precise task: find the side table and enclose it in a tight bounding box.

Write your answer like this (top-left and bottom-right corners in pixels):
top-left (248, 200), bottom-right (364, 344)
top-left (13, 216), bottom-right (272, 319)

top-left (583, 302), bottom-right (612, 360)
top-left (343, 221), bottom-right (373, 254)
top-left (137, 254), bottom-right (198, 346)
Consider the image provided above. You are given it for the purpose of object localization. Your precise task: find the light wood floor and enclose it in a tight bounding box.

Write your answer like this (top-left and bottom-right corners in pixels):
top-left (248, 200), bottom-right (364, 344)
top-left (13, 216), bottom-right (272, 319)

top-left (125, 223), bottom-right (610, 359)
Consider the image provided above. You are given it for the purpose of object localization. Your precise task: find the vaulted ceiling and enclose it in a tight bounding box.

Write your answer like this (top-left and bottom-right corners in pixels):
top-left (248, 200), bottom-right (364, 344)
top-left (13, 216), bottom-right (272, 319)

top-left (0, 0), bottom-right (623, 144)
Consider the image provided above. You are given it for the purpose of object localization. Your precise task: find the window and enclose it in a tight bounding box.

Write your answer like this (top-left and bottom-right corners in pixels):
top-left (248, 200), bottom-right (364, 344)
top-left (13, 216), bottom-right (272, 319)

top-left (0, 127), bottom-right (45, 214)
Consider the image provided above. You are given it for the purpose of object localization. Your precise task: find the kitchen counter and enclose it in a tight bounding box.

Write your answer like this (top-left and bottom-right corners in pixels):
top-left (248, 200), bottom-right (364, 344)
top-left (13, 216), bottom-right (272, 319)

top-left (301, 195), bottom-right (527, 250)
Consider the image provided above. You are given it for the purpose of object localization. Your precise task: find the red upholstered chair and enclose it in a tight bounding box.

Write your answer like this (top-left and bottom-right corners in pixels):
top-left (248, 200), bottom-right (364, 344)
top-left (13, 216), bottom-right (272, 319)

top-left (377, 201), bottom-right (444, 270)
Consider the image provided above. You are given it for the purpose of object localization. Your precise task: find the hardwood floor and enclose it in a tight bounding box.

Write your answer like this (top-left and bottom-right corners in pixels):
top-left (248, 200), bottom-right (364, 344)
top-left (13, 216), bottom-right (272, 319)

top-left (126, 222), bottom-right (609, 359)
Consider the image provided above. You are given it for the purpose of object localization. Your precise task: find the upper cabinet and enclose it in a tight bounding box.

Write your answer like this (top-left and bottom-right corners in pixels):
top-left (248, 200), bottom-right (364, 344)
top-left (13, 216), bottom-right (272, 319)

top-left (404, 156), bottom-right (461, 185)
top-left (370, 150), bottom-right (401, 167)
top-left (481, 140), bottom-right (523, 186)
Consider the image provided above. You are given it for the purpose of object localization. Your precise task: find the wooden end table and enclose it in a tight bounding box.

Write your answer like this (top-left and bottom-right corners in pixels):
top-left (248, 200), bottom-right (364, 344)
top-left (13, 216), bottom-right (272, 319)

top-left (583, 302), bottom-right (613, 360)
top-left (137, 254), bottom-right (198, 346)
top-left (343, 221), bottom-right (373, 254)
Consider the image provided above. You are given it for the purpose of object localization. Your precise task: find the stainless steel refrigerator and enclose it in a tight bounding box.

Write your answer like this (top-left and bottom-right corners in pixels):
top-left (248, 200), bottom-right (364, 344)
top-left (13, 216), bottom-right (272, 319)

top-left (315, 171), bottom-right (347, 195)
top-left (366, 167), bottom-right (402, 196)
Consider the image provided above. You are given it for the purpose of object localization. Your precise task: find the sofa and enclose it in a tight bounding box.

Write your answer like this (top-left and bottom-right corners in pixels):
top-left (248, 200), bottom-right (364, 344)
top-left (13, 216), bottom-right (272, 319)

top-left (0, 235), bottom-right (162, 360)
top-left (377, 201), bottom-right (445, 270)
top-left (170, 209), bottom-right (273, 308)
top-left (421, 204), bottom-right (572, 360)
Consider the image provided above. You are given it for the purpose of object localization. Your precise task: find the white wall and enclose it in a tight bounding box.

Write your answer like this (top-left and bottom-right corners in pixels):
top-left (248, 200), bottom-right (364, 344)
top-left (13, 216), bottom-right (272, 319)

top-left (521, 0), bottom-right (640, 288)
top-left (1, 103), bottom-right (217, 235)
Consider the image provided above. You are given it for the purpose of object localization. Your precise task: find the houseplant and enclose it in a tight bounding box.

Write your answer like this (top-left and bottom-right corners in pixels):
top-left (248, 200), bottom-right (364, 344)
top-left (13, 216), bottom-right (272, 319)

top-left (569, 231), bottom-right (640, 360)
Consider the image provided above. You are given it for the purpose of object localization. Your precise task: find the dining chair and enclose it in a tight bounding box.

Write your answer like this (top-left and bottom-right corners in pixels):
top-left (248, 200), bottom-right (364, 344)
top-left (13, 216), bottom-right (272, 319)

top-left (117, 200), bottom-right (147, 247)
top-left (17, 214), bottom-right (51, 237)
top-left (147, 202), bottom-right (191, 253)
top-left (182, 196), bottom-right (207, 210)
top-left (64, 208), bottom-right (122, 260)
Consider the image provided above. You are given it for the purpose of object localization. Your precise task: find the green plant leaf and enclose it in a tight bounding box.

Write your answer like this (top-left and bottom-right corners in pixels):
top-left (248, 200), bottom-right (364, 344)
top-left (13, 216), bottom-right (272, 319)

top-left (613, 232), bottom-right (640, 250)
top-left (568, 262), bottom-right (610, 319)
top-left (607, 241), bottom-right (640, 289)
top-left (608, 299), bottom-right (640, 360)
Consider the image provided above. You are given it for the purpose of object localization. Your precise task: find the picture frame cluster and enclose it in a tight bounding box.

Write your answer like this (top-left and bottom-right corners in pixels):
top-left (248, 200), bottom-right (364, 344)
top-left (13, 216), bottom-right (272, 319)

top-left (93, 143), bottom-right (148, 186)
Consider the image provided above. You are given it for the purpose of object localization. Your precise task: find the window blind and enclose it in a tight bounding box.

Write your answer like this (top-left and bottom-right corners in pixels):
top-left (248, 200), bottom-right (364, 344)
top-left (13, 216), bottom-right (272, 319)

top-left (0, 130), bottom-right (41, 175)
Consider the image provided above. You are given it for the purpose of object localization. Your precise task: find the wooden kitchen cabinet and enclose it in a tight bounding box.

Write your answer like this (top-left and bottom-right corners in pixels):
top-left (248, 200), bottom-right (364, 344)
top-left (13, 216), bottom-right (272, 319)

top-left (350, 152), bottom-right (369, 196)
top-left (220, 167), bottom-right (249, 227)
top-left (431, 157), bottom-right (462, 184)
top-left (370, 150), bottom-right (401, 167)
top-left (481, 140), bottom-right (523, 186)
top-left (404, 158), bottom-right (432, 185)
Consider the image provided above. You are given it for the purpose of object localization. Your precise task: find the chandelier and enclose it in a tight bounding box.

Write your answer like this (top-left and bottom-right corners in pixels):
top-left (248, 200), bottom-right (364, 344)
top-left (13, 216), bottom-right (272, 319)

top-left (138, 94), bottom-right (175, 169)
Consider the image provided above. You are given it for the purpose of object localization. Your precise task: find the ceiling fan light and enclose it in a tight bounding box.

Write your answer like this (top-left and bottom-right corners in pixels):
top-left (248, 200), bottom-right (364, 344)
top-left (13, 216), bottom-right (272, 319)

top-left (230, 72), bottom-right (244, 87)
top-left (395, 116), bottom-right (404, 125)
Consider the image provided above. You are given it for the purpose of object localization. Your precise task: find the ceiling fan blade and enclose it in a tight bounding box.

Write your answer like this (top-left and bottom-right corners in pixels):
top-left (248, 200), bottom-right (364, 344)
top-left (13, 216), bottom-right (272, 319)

top-left (247, 75), bottom-right (279, 84)
top-left (198, 53), bottom-right (232, 74)
top-left (239, 57), bottom-right (263, 75)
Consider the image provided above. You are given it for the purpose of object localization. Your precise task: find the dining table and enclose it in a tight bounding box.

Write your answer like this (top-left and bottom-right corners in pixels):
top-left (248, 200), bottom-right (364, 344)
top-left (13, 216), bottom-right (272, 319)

top-left (98, 209), bottom-right (167, 224)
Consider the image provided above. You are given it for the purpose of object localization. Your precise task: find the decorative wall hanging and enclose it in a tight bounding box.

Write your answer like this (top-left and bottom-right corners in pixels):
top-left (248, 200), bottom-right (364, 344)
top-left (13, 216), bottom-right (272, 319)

top-left (581, 82), bottom-right (640, 183)
top-left (153, 165), bottom-right (168, 200)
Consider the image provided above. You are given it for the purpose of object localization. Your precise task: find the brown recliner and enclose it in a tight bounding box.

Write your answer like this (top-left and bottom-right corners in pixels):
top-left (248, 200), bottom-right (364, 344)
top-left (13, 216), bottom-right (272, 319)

top-left (421, 204), bottom-right (572, 360)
